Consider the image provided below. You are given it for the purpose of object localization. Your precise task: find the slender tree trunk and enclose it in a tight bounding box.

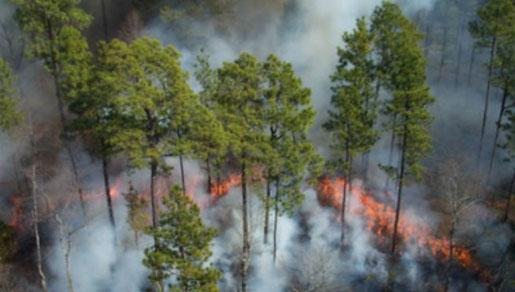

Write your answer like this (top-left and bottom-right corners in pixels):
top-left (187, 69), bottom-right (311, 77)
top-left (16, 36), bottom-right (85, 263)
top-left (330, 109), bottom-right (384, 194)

top-left (273, 178), bottom-right (280, 263)
top-left (424, 24), bottom-right (432, 58)
top-left (31, 166), bottom-right (48, 292)
top-left (101, 0), bottom-right (109, 39)
top-left (391, 123), bottom-right (408, 255)
top-left (467, 46), bottom-right (476, 86)
top-left (150, 161), bottom-right (158, 229)
top-left (455, 43), bottom-right (462, 87)
top-left (503, 172), bottom-right (515, 222)
top-left (29, 117), bottom-right (48, 292)
top-left (437, 27), bottom-right (448, 83)
top-left (206, 157), bottom-right (212, 194)
top-left (478, 36), bottom-right (497, 162)
top-left (341, 155), bottom-right (353, 248)
top-left (384, 116), bottom-right (397, 195)
top-left (264, 172), bottom-right (271, 244)
top-left (56, 214), bottom-right (74, 292)
top-left (488, 88), bottom-right (509, 178)
top-left (241, 162), bottom-right (250, 292)
top-left (179, 154), bottom-right (186, 196)
top-left (102, 154), bottom-right (115, 229)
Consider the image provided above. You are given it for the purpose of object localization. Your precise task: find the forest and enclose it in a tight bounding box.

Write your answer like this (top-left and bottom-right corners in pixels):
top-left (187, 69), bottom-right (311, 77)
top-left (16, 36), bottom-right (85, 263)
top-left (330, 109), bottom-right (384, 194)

top-left (0, 0), bottom-right (514, 291)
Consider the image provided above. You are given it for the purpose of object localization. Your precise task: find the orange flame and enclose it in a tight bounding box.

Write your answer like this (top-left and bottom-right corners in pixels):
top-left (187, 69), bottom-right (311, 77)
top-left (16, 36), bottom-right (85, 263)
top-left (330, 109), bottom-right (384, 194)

top-left (317, 177), bottom-right (479, 271)
top-left (82, 178), bottom-right (123, 202)
top-left (209, 174), bottom-right (242, 199)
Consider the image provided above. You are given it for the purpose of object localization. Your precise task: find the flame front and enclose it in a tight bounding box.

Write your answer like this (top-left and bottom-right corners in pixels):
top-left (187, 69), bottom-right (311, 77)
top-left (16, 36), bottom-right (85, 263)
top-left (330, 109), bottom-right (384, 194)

top-left (317, 177), bottom-right (479, 271)
top-left (209, 174), bottom-right (242, 199)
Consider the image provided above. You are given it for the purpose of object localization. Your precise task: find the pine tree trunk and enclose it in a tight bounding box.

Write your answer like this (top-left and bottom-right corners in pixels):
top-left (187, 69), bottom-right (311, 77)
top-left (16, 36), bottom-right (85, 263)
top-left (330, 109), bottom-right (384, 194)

top-left (150, 161), bottom-right (158, 229)
top-left (264, 174), bottom-right (271, 244)
top-left (101, 0), bottom-right (109, 39)
top-left (273, 178), bottom-right (280, 263)
top-left (206, 157), bottom-right (212, 194)
top-left (437, 27), bottom-right (448, 83)
top-left (424, 24), bottom-right (432, 58)
top-left (340, 143), bottom-right (350, 247)
top-left (179, 154), bottom-right (186, 196)
top-left (488, 87), bottom-right (509, 177)
top-left (102, 154), bottom-right (116, 229)
top-left (503, 172), bottom-right (515, 222)
top-left (454, 43), bottom-right (462, 87)
top-left (467, 46), bottom-right (476, 86)
top-left (391, 121), bottom-right (408, 255)
top-left (241, 162), bottom-right (250, 292)
top-left (478, 36), bottom-right (497, 162)
top-left (384, 116), bottom-right (397, 195)
top-left (31, 167), bottom-right (48, 292)
top-left (29, 117), bottom-right (48, 292)
top-left (341, 155), bottom-right (353, 248)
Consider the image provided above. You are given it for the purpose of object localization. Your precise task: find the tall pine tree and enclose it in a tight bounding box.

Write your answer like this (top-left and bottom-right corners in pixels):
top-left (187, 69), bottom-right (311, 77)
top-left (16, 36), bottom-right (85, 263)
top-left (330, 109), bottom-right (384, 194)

top-left (373, 2), bottom-right (435, 255)
top-left (324, 17), bottom-right (378, 247)
top-left (262, 54), bottom-right (319, 260)
top-left (213, 53), bottom-right (266, 292)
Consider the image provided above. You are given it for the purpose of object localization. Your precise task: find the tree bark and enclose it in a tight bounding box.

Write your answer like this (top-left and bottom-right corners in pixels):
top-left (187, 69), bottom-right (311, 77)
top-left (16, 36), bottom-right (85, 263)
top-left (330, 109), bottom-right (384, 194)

top-left (29, 117), bottom-right (48, 292)
top-left (206, 157), bottom-right (212, 194)
top-left (100, 0), bottom-right (109, 39)
top-left (384, 115), bottom-right (397, 196)
top-left (264, 174), bottom-right (271, 244)
top-left (478, 36), bottom-right (497, 162)
top-left (503, 172), bottom-right (515, 222)
top-left (391, 115), bottom-right (408, 255)
top-left (102, 154), bottom-right (116, 229)
top-left (150, 161), bottom-right (158, 229)
top-left (342, 156), bottom-right (353, 248)
top-left (241, 162), bottom-right (250, 292)
top-left (179, 154), bottom-right (186, 196)
top-left (273, 178), bottom-right (280, 263)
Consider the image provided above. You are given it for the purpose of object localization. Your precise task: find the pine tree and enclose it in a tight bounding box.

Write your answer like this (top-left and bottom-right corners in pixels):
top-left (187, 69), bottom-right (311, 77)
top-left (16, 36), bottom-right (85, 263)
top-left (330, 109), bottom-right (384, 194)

top-left (213, 53), bottom-right (266, 292)
top-left (193, 51), bottom-right (228, 194)
top-left (60, 28), bottom-right (127, 230)
top-left (469, 0), bottom-right (515, 161)
top-left (12, 0), bottom-right (92, 215)
top-left (104, 37), bottom-right (197, 229)
top-left (0, 58), bottom-right (21, 130)
top-left (261, 54), bottom-right (319, 259)
top-left (371, 1), bottom-right (413, 194)
top-left (144, 186), bottom-right (220, 292)
top-left (377, 3), bottom-right (435, 255)
top-left (324, 18), bottom-right (378, 247)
